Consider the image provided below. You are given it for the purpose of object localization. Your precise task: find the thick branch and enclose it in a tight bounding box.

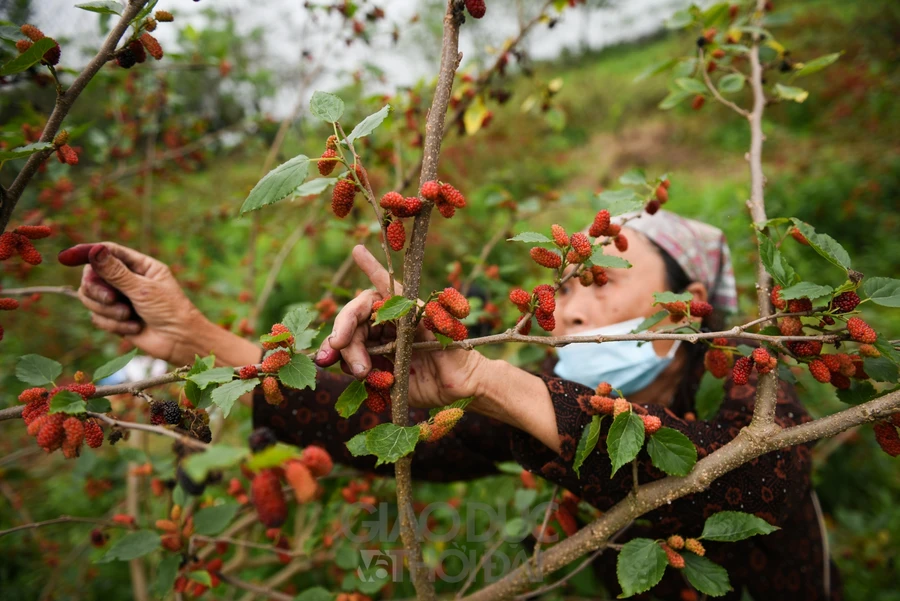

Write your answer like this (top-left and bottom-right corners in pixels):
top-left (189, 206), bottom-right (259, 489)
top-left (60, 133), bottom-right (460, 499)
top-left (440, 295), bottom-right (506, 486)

top-left (1, 0), bottom-right (150, 233)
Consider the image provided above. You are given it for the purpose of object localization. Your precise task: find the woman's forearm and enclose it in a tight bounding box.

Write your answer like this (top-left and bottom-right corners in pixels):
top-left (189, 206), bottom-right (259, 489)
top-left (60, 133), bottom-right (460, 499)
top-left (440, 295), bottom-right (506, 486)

top-left (184, 314), bottom-right (263, 368)
top-left (471, 358), bottom-right (561, 454)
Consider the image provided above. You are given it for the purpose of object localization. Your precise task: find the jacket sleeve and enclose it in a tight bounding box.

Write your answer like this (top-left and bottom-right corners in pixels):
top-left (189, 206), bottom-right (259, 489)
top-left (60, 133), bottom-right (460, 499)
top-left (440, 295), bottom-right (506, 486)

top-left (507, 371), bottom-right (815, 535)
top-left (251, 357), bottom-right (517, 482)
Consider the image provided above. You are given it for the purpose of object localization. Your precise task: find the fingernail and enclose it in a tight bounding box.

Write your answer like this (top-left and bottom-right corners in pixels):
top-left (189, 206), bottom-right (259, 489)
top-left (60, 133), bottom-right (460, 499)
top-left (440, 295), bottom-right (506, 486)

top-left (93, 246), bottom-right (109, 263)
top-left (352, 363), bottom-right (366, 375)
top-left (315, 350), bottom-right (326, 363)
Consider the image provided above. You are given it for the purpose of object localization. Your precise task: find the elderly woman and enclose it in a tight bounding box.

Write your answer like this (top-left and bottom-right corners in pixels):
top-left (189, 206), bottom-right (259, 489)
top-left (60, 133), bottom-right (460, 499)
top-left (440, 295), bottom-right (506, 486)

top-left (66, 210), bottom-right (840, 600)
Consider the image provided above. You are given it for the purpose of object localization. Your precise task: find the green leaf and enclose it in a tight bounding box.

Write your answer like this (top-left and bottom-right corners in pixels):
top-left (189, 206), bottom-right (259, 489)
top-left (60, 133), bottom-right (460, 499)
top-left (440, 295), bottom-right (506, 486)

top-left (283, 306), bottom-right (316, 336)
top-left (75, 1), bottom-right (122, 14)
top-left (774, 83), bottom-right (808, 103)
top-left (652, 291), bottom-right (693, 305)
top-left (790, 219), bottom-right (852, 271)
top-left (86, 397), bottom-right (112, 413)
top-left (184, 355), bottom-right (214, 410)
top-left (618, 169), bottom-right (647, 186)
top-left (187, 367), bottom-right (235, 389)
top-left (630, 310), bottom-right (668, 334)
top-left (336, 379), bottom-right (369, 418)
top-left (666, 8), bottom-right (694, 29)
top-left (717, 73), bottom-right (745, 94)
top-left (261, 331), bottom-right (293, 345)
top-left (211, 378), bottom-right (259, 418)
top-left (295, 586), bottom-right (336, 601)
top-left (182, 445), bottom-right (249, 483)
top-left (246, 442), bottom-right (301, 471)
top-left (682, 553), bottom-right (732, 597)
top-left (346, 105), bottom-right (391, 143)
top-left (675, 78), bottom-right (708, 95)
top-left (365, 423), bottom-right (420, 466)
top-left (695, 370), bottom-right (725, 420)
top-left (874, 334), bottom-right (900, 366)
top-left (633, 57), bottom-right (678, 82)
top-left (658, 89), bottom-right (693, 110)
top-left (793, 52), bottom-right (842, 78)
top-left (863, 356), bottom-right (899, 383)
top-left (701, 511), bottom-right (779, 542)
top-left (508, 232), bottom-right (552, 244)
top-left (373, 295), bottom-right (416, 325)
top-left (96, 531), bottom-right (161, 563)
top-left (0, 24), bottom-right (23, 42)
top-left (607, 411), bottom-right (645, 477)
top-left (702, 2), bottom-right (731, 26)
top-left (589, 247), bottom-right (632, 269)
top-left (863, 277), bottom-right (900, 307)
top-left (573, 415), bottom-right (603, 478)
top-left (835, 380), bottom-right (880, 406)
top-left (346, 431), bottom-right (369, 456)
top-left (194, 503), bottom-right (240, 536)
top-left (756, 232), bottom-right (798, 288)
top-left (16, 354), bottom-right (62, 386)
top-left (0, 38), bottom-right (57, 76)
top-left (279, 354), bottom-right (316, 390)
top-left (778, 282), bottom-right (833, 301)
top-left (616, 538), bottom-right (668, 597)
top-left (49, 390), bottom-right (87, 414)
top-left (310, 91), bottom-right (345, 123)
top-left (240, 155), bottom-right (312, 214)
top-left (0, 142), bottom-right (54, 162)
top-left (596, 188), bottom-right (644, 216)
top-left (434, 332), bottom-right (454, 348)
top-left (93, 348), bottom-right (139, 382)
top-left (647, 427), bottom-right (697, 476)
top-left (188, 571), bottom-right (213, 587)
top-left (150, 554), bottom-right (181, 598)
top-left (295, 177), bottom-right (338, 197)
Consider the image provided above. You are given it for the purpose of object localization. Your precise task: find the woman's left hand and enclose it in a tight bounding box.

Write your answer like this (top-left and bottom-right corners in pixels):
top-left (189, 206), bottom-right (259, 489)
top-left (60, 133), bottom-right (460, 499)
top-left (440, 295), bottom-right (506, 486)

top-left (314, 245), bottom-right (488, 410)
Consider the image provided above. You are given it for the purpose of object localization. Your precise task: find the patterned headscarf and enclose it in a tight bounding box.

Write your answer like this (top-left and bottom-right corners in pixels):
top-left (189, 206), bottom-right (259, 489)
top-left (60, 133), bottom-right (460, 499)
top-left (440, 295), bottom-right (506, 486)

top-left (619, 209), bottom-right (738, 314)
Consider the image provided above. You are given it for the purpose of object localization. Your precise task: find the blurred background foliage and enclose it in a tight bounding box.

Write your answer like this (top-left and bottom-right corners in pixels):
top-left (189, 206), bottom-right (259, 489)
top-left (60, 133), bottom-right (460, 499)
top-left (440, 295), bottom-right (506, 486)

top-left (0, 0), bottom-right (898, 599)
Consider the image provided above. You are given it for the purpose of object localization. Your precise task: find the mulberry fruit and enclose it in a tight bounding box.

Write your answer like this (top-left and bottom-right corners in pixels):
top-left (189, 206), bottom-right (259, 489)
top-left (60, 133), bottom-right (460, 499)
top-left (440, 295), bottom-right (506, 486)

top-left (788, 298), bottom-right (813, 314)
top-left (262, 350), bottom-right (291, 373)
top-left (613, 398), bottom-right (631, 417)
top-left (433, 407), bottom-right (464, 431)
top-left (830, 372), bottom-right (851, 390)
top-left (667, 535), bottom-right (685, 550)
top-left (20, 24), bottom-right (44, 41)
top-left (830, 291), bottom-right (860, 313)
top-left (251, 469), bottom-right (287, 528)
top-left (684, 538), bottom-right (705, 556)
top-left (149, 402), bottom-right (165, 425)
top-left (516, 314), bottom-right (532, 335)
top-left (596, 382), bottom-right (613, 396)
top-left (140, 33), bottom-right (163, 60)
top-left (570, 233), bottom-right (592, 259)
top-left (655, 185), bottom-right (669, 204)
top-left (331, 178), bottom-right (357, 218)
top-left (779, 316), bottom-right (803, 337)
top-left (15, 39), bottom-right (32, 53)
top-left (365, 387), bottom-right (389, 412)
top-left (564, 249), bottom-right (584, 264)
top-left (424, 301), bottom-right (467, 340)
top-left (380, 191), bottom-right (405, 212)
top-left (661, 543), bottom-right (685, 568)
top-left (771, 285), bottom-right (786, 311)
top-left (589, 210), bottom-right (611, 238)
top-left (394, 196), bottom-right (422, 218)
top-left (14, 225), bottom-right (52, 240)
top-left (144, 17), bottom-right (157, 31)
top-left (18, 387), bottom-right (48, 405)
top-left (439, 183), bottom-right (466, 208)
top-left (704, 349), bottom-right (731, 378)
top-left (641, 414), bottom-right (662, 435)
top-left (284, 460), bottom-right (318, 503)
top-left (591, 266), bottom-right (609, 286)
top-left (386, 220), bottom-right (406, 251)
top-left (300, 445), bottom-right (333, 478)
top-left (808, 359), bottom-right (831, 383)
top-left (464, 0), bottom-right (486, 18)
top-left (533, 284), bottom-right (555, 314)
top-left (27, 414), bottom-right (49, 437)
top-left (551, 224), bottom-right (569, 248)
top-left (365, 369), bottom-right (394, 390)
top-left (63, 417), bottom-right (84, 451)
top-left (645, 199), bottom-right (661, 215)
top-left (0, 232), bottom-right (17, 260)
top-left (248, 427), bottom-right (277, 453)
top-left (536, 309), bottom-right (555, 332)
top-left (438, 287), bottom-right (470, 318)
top-left (530, 247), bottom-right (562, 269)
top-left (789, 227), bottom-right (809, 245)
top-left (732, 356), bottom-right (753, 385)
top-left (590, 395), bottom-right (615, 414)
top-left (553, 507), bottom-right (578, 537)
top-left (68, 383), bottom-right (96, 400)
top-left (847, 317), bottom-right (877, 344)
top-left (262, 323), bottom-right (295, 350)
top-left (161, 400), bottom-right (182, 425)
top-left (689, 300), bottom-right (713, 318)
top-left (318, 148), bottom-right (338, 176)
top-left (116, 47), bottom-right (137, 69)
top-left (752, 347), bottom-right (772, 367)
top-left (579, 270), bottom-right (594, 286)
top-left (16, 236), bottom-right (43, 265)
top-left (436, 203), bottom-right (456, 219)
top-left (858, 344), bottom-right (880, 358)
top-left (509, 288), bottom-right (531, 310)
top-left (37, 413), bottom-right (65, 452)
top-left (90, 529), bottom-right (108, 547)
top-left (128, 40), bottom-right (146, 63)
top-left (421, 180), bottom-right (441, 201)
top-left (874, 422), bottom-right (900, 457)
top-left (84, 419), bottom-right (103, 448)
top-left (239, 365), bottom-right (259, 380)
top-left (614, 234), bottom-right (629, 252)
top-left (56, 145), bottom-right (78, 165)
top-left (155, 10), bottom-right (174, 22)
top-left (788, 340), bottom-right (822, 357)
top-left (262, 377), bottom-right (283, 405)
top-left (691, 95), bottom-right (705, 110)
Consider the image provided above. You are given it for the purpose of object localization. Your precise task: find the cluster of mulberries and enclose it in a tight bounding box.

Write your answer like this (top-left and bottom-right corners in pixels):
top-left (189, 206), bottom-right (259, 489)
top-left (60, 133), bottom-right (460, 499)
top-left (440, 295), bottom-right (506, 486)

top-left (378, 190), bottom-right (424, 252)
top-left (421, 180), bottom-right (466, 219)
top-left (751, 347), bottom-right (778, 375)
top-left (363, 369), bottom-right (394, 412)
top-left (0, 225), bottom-right (51, 267)
top-left (704, 338), bottom-right (734, 378)
top-left (16, 24), bottom-right (60, 66)
top-left (262, 322), bottom-right (295, 350)
top-left (586, 208), bottom-right (630, 252)
top-left (660, 299), bottom-right (713, 322)
top-left (807, 352), bottom-right (867, 390)
top-left (422, 288), bottom-right (470, 341)
top-left (508, 285), bottom-right (558, 333)
top-left (20, 384), bottom-right (104, 456)
top-left (577, 391), bottom-right (662, 434)
top-left (114, 15), bottom-right (171, 69)
top-left (418, 407), bottom-right (465, 443)
top-left (548, 224), bottom-right (594, 265)
top-left (645, 179), bottom-right (671, 214)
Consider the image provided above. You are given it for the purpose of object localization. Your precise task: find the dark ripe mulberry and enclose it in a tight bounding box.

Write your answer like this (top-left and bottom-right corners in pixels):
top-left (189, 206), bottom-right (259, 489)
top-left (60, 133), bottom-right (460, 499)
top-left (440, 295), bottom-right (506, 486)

top-left (195, 425), bottom-right (212, 443)
top-left (788, 298), bottom-right (813, 313)
top-left (464, 0), bottom-right (486, 19)
top-left (177, 465), bottom-right (207, 496)
top-left (830, 291), bottom-right (860, 314)
top-left (129, 40), bottom-right (146, 64)
top-left (149, 402), bottom-right (165, 425)
top-left (116, 47), bottom-right (137, 69)
top-left (248, 427), bottom-right (277, 453)
top-left (162, 400), bottom-right (182, 425)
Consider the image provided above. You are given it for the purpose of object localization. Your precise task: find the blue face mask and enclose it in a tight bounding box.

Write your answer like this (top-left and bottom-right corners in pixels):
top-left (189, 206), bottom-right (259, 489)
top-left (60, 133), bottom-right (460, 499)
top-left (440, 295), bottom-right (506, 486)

top-left (553, 317), bottom-right (681, 396)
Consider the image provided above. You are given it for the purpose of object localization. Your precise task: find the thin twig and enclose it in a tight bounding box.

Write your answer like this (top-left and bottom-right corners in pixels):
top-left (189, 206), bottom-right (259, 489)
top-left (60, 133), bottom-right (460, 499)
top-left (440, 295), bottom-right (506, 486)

top-left (698, 48), bottom-right (750, 118)
top-left (0, 515), bottom-right (128, 538)
top-left (216, 572), bottom-right (295, 601)
top-left (531, 485), bottom-right (560, 564)
top-left (0, 286), bottom-right (79, 299)
top-left (460, 212), bottom-right (515, 296)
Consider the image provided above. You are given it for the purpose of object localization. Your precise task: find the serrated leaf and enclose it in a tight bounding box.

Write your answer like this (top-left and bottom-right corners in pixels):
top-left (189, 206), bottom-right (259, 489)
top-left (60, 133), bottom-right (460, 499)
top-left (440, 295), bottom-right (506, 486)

top-left (630, 310), bottom-right (668, 334)
top-left (652, 291), bottom-right (693, 305)
top-left (184, 355), bottom-right (213, 409)
top-left (695, 370), bottom-right (725, 419)
top-left (278, 354), bottom-right (316, 390)
top-left (193, 503), bottom-right (240, 536)
top-left (211, 378), bottom-right (259, 418)
top-left (589, 247), bottom-right (632, 269)
top-left (616, 538), bottom-right (668, 597)
top-left (793, 52), bottom-right (842, 78)
top-left (633, 57), bottom-right (678, 82)
top-left (790, 220), bottom-right (852, 271)
top-left (573, 415), bottom-right (602, 478)
top-left (16, 354), bottom-right (62, 386)
top-left (717, 73), bottom-right (745, 94)
top-left (365, 423), bottom-right (420, 466)
top-left (49, 390), bottom-right (87, 414)
top-left (0, 38), bottom-right (57, 76)
top-left (863, 356), bottom-right (899, 383)
top-left (835, 380), bottom-right (880, 406)
top-left (150, 554), bottom-right (180, 598)
top-left (675, 77), bottom-right (708, 95)
top-left (647, 427), bottom-right (697, 476)
top-left (310, 91), bottom-right (344, 123)
top-left (283, 306), bottom-right (316, 336)
top-left (240, 155), bottom-right (311, 214)
top-left (246, 442), bottom-right (301, 471)
top-left (336, 379), bottom-right (368, 418)
top-left (93, 348), bottom-right (139, 382)
top-left (618, 169), bottom-right (647, 186)
top-left (187, 367), bottom-right (235, 389)
top-left (863, 277), bottom-right (900, 307)
top-left (778, 282), bottom-right (833, 301)
top-left (96, 531), bottom-right (160, 563)
top-left (373, 296), bottom-right (416, 325)
top-left (294, 177), bottom-right (338, 197)
top-left (0, 142), bottom-right (54, 162)
top-left (666, 8), bottom-right (694, 29)
top-left (346, 105), bottom-right (391, 143)
top-left (874, 335), bottom-right (900, 366)
top-left (75, 1), bottom-right (122, 14)
top-left (182, 445), bottom-right (249, 483)
top-left (756, 231), bottom-right (798, 288)
top-left (607, 411), bottom-right (645, 477)
top-left (508, 232), bottom-right (552, 244)
top-left (346, 431), bottom-right (369, 456)
top-left (188, 571), bottom-right (213, 586)
top-left (682, 553), bottom-right (731, 597)
top-left (701, 511), bottom-right (779, 542)
top-left (774, 83), bottom-right (808, 103)
top-left (596, 188), bottom-right (644, 217)
top-left (86, 397), bottom-right (112, 413)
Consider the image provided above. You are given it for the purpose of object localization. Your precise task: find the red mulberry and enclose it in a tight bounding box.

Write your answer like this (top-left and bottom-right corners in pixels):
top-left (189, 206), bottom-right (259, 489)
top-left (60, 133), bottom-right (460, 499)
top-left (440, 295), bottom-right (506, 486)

top-left (779, 316), bottom-right (803, 337)
top-left (421, 180), bottom-right (441, 201)
top-left (424, 301), bottom-right (467, 340)
top-left (847, 317), bottom-right (877, 344)
top-left (300, 445), bottom-right (333, 478)
top-left (285, 460), bottom-right (317, 503)
top-left (516, 315), bottom-right (532, 335)
top-left (550, 224), bottom-right (569, 248)
top-left (590, 396), bottom-right (615, 415)
top-left (15, 39), bottom-right (32, 53)
top-left (533, 284), bottom-right (555, 314)
top-left (691, 95), bottom-right (705, 110)
top-left (830, 372), bottom-right (851, 390)
top-left (661, 543), bottom-right (685, 568)
top-left (788, 340), bottom-right (822, 357)
top-left (536, 310), bottom-right (555, 332)
top-left (464, 0), bottom-right (486, 18)
top-left (645, 199), bottom-right (661, 215)
top-left (239, 365), bottom-right (259, 380)
top-left (509, 288), bottom-right (531, 310)
top-left (596, 382), bottom-right (613, 396)
top-left (56, 145), bottom-right (78, 165)
top-left (251, 469), bottom-right (287, 528)
top-left (591, 266), bottom-right (609, 286)
top-left (20, 24), bottom-right (44, 41)
top-left (438, 287), bottom-right (470, 318)
top-left (874, 422), bottom-right (900, 457)
top-left (530, 247), bottom-right (562, 269)
top-left (788, 298), bottom-right (813, 313)
top-left (436, 203), bottom-right (456, 219)
top-left (641, 414), bottom-right (662, 435)
top-left (37, 413), bottom-right (65, 452)
top-left (386, 220), bottom-right (406, 251)
top-left (790, 227), bottom-right (809, 245)
top-left (16, 236), bottom-right (42, 265)
top-left (667, 535), bottom-right (685, 550)
top-left (331, 178), bottom-right (357, 218)
top-left (63, 417), bottom-right (84, 448)
top-left (365, 369), bottom-right (394, 391)
top-left (589, 210), bottom-right (610, 238)
top-left (262, 377), bottom-right (283, 405)
top-left (14, 225), bottom-right (51, 240)
top-left (439, 183), bottom-right (466, 208)
top-left (752, 347), bottom-right (772, 367)
top-left (614, 234), bottom-right (629, 252)
top-left (570, 233), bottom-right (592, 259)
top-left (155, 10), bottom-right (174, 22)
top-left (18, 387), bottom-right (48, 405)
top-left (704, 349), bottom-right (731, 378)
top-left (830, 291), bottom-right (860, 313)
top-left (68, 383), bottom-right (96, 400)
top-left (140, 33), bottom-right (163, 60)
top-left (394, 196), bottom-right (422, 218)
top-left (655, 184), bottom-right (669, 204)
top-left (380, 191), bottom-right (405, 212)
top-left (84, 419), bottom-right (103, 448)
top-left (771, 285), bottom-right (786, 311)
top-left (732, 356), bottom-right (753, 385)
top-left (364, 387), bottom-right (389, 412)
top-left (689, 300), bottom-right (713, 318)
top-left (318, 148), bottom-right (338, 176)
top-left (0, 232), bottom-right (17, 260)
top-left (808, 359), bottom-right (831, 383)
top-left (262, 350), bottom-right (291, 373)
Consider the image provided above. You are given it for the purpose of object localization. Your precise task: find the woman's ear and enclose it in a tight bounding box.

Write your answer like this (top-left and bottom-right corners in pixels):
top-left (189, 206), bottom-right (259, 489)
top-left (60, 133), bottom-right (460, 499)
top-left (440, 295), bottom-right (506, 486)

top-left (686, 281), bottom-right (709, 304)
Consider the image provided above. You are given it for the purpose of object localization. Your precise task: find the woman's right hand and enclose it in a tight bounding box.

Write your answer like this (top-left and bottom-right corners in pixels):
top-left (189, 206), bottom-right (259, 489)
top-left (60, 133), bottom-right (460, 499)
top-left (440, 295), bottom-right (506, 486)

top-left (59, 242), bottom-right (207, 365)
